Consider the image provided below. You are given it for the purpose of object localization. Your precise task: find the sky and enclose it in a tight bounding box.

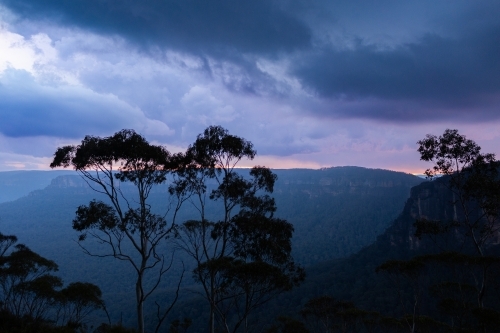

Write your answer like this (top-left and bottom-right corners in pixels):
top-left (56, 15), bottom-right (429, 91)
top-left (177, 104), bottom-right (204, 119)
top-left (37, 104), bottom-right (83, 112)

top-left (0, 0), bottom-right (499, 174)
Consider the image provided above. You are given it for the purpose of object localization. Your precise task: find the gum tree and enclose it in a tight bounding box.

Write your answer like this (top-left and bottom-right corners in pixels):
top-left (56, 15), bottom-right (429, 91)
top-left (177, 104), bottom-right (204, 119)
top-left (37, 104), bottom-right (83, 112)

top-left (50, 129), bottom-right (186, 333)
top-left (0, 243), bottom-right (60, 320)
top-left (379, 129), bottom-right (500, 333)
top-left (0, 233), bottom-right (106, 329)
top-left (174, 126), bottom-right (304, 333)
top-left (417, 129), bottom-right (500, 306)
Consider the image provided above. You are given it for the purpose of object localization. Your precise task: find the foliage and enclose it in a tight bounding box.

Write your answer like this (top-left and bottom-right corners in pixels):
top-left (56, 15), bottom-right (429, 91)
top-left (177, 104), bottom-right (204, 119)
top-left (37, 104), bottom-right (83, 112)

top-left (94, 323), bottom-right (137, 333)
top-left (377, 258), bottom-right (427, 333)
top-left (174, 126), bottom-right (304, 333)
top-left (376, 129), bottom-right (500, 333)
top-left (416, 129), bottom-right (500, 257)
top-left (50, 129), bottom-right (185, 333)
top-left (0, 232), bottom-right (106, 332)
top-left (58, 282), bottom-right (107, 327)
top-left (168, 318), bottom-right (192, 333)
top-left (0, 241), bottom-right (60, 320)
top-left (265, 316), bottom-right (310, 333)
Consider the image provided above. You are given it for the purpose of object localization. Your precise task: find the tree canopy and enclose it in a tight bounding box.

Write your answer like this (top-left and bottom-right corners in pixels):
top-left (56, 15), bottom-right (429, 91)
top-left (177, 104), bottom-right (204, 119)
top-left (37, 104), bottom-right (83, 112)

top-left (174, 125), bottom-right (304, 333)
top-left (51, 129), bottom-right (185, 333)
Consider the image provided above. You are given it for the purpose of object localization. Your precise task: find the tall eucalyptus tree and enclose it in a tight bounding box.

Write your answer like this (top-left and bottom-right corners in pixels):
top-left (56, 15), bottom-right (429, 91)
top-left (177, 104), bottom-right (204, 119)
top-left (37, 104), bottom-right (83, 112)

top-left (174, 126), bottom-right (304, 333)
top-left (51, 129), bottom-right (187, 333)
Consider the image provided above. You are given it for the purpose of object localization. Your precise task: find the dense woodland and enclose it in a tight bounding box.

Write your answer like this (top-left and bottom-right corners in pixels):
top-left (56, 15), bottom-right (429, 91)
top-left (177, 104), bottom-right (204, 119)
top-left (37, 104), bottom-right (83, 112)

top-left (1, 127), bottom-right (499, 333)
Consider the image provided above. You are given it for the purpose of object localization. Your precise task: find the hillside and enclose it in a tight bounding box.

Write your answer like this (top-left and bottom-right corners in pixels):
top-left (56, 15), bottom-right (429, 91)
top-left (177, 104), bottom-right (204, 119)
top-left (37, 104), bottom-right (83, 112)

top-left (0, 167), bottom-right (422, 265)
top-left (265, 174), bottom-right (500, 325)
top-left (272, 167), bottom-right (423, 264)
top-left (0, 167), bottom-right (423, 328)
top-left (0, 170), bottom-right (74, 203)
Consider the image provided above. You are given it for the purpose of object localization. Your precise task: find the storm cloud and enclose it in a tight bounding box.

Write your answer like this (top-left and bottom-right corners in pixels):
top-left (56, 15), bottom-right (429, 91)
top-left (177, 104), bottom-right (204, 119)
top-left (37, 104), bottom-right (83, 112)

top-left (0, 0), bottom-right (499, 172)
top-left (3, 0), bottom-right (311, 55)
top-left (292, 25), bottom-right (500, 121)
top-left (4, 1), bottom-right (500, 121)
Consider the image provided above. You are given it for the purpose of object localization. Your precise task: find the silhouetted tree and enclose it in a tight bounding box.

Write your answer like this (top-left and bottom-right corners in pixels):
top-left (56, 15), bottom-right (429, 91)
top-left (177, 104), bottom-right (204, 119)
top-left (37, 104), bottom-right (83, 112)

top-left (57, 282), bottom-right (107, 328)
top-left (0, 232), bottom-right (17, 257)
top-left (301, 296), bottom-right (382, 333)
top-left (416, 129), bottom-right (500, 262)
top-left (168, 317), bottom-right (192, 333)
top-left (379, 129), bottom-right (500, 333)
top-left (417, 130), bottom-right (500, 319)
top-left (0, 233), bottom-right (106, 331)
top-left (50, 129), bottom-right (186, 333)
top-left (0, 243), bottom-right (59, 320)
top-left (174, 126), bottom-right (304, 333)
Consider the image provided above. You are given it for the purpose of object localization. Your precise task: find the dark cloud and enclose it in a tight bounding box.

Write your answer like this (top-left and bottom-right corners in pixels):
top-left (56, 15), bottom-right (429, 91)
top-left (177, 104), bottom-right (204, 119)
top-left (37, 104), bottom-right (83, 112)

top-left (292, 23), bottom-right (500, 121)
top-left (2, 0), bottom-right (311, 100)
top-left (295, 29), bottom-right (500, 100)
top-left (3, 0), bottom-right (500, 125)
top-left (3, 0), bottom-right (311, 56)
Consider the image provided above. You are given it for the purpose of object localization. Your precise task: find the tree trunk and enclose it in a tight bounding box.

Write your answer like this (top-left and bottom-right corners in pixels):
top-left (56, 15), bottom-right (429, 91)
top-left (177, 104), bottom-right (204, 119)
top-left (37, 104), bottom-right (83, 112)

top-left (210, 305), bottom-right (215, 333)
top-left (136, 275), bottom-right (145, 333)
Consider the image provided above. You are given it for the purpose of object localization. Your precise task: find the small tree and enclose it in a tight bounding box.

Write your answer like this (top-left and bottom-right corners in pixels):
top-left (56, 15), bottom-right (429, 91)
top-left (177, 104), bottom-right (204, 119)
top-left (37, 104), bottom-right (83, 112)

top-left (174, 126), bottom-right (304, 333)
top-left (0, 234), bottom-right (106, 328)
top-left (301, 296), bottom-right (338, 333)
top-left (58, 282), bottom-right (107, 328)
top-left (0, 243), bottom-right (60, 320)
top-left (50, 129), bottom-right (186, 333)
top-left (168, 318), bottom-right (192, 333)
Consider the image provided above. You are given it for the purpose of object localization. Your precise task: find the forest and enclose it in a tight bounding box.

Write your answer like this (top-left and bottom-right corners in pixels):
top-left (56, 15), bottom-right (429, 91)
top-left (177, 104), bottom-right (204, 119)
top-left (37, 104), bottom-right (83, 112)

top-left (1, 127), bottom-right (500, 333)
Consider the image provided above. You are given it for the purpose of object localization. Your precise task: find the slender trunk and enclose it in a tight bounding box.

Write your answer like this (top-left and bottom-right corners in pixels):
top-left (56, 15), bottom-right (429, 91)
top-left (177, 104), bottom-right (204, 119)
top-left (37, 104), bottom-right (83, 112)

top-left (137, 272), bottom-right (145, 333)
top-left (137, 218), bottom-right (147, 333)
top-left (210, 271), bottom-right (215, 333)
top-left (478, 264), bottom-right (487, 308)
top-left (210, 305), bottom-right (215, 333)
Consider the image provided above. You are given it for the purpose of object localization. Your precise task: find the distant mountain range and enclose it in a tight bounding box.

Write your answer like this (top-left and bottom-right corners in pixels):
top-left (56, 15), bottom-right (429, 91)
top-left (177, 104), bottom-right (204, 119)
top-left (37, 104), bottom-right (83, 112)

top-left (0, 167), bottom-right (423, 328)
top-left (0, 170), bottom-right (74, 203)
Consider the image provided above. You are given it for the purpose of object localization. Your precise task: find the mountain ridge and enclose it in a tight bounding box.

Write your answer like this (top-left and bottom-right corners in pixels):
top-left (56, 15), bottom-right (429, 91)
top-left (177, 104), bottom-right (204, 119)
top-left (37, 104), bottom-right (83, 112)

top-left (0, 166), bottom-right (423, 327)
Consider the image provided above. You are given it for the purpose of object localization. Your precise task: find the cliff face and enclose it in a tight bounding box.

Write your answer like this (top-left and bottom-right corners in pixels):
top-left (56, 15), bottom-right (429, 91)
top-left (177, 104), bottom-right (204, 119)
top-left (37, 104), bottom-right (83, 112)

top-left (0, 170), bottom-right (74, 203)
top-left (277, 174), bottom-right (499, 319)
top-left (48, 175), bottom-right (90, 188)
top-left (43, 174), bottom-right (168, 194)
top-left (274, 166), bottom-right (422, 195)
top-left (271, 167), bottom-right (423, 263)
top-left (378, 175), bottom-right (500, 254)
top-left (377, 179), bottom-right (457, 252)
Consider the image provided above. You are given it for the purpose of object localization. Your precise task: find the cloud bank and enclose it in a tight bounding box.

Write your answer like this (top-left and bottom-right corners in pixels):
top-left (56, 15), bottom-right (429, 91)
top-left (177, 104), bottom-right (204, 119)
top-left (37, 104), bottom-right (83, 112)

top-left (0, 0), bottom-right (499, 172)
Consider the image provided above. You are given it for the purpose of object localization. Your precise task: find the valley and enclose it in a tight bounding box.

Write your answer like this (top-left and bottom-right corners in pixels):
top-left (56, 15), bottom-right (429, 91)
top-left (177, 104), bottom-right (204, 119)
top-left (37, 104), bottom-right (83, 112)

top-left (0, 167), bottom-right (422, 330)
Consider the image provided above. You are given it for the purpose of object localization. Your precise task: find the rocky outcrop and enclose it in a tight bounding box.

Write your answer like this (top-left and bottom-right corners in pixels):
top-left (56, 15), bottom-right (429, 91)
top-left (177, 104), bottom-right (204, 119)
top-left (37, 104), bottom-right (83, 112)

top-left (378, 175), bottom-right (500, 254)
top-left (49, 175), bottom-right (90, 188)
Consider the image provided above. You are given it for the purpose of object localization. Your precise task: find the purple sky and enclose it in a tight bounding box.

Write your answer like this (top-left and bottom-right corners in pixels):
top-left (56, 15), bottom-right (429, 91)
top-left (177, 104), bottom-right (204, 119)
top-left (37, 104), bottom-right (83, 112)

top-left (0, 0), bottom-right (499, 174)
